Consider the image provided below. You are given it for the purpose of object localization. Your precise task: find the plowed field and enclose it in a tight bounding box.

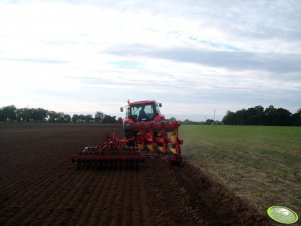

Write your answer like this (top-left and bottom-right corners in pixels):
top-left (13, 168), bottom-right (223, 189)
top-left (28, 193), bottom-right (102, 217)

top-left (0, 124), bottom-right (276, 226)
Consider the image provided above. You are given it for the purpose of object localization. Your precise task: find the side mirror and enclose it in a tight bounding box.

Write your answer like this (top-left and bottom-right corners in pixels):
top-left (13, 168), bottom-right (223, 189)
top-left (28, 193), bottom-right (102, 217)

top-left (120, 107), bottom-right (123, 112)
top-left (159, 103), bottom-right (162, 107)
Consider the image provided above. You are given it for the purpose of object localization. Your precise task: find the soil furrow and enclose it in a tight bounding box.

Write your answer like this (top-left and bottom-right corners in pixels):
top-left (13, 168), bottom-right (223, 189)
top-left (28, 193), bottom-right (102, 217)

top-left (84, 170), bottom-right (114, 226)
top-left (0, 159), bottom-right (54, 197)
top-left (112, 169), bottom-right (129, 226)
top-left (5, 167), bottom-right (75, 225)
top-left (131, 171), bottom-right (142, 226)
top-left (105, 169), bottom-right (128, 226)
top-left (0, 166), bottom-right (68, 225)
top-left (83, 171), bottom-right (110, 226)
top-left (73, 171), bottom-right (109, 226)
top-left (26, 169), bottom-right (87, 225)
top-left (46, 170), bottom-right (99, 226)
top-left (137, 168), bottom-right (152, 226)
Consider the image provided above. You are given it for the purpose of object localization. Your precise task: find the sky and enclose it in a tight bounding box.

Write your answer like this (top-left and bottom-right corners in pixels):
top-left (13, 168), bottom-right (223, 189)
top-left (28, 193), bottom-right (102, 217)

top-left (0, 0), bottom-right (300, 121)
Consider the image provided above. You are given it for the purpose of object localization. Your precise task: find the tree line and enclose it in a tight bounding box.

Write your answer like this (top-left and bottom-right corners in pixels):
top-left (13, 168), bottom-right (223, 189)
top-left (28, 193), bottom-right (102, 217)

top-left (181, 118), bottom-right (221, 125)
top-left (1, 104), bottom-right (300, 126)
top-left (0, 105), bottom-right (122, 123)
top-left (222, 105), bottom-right (301, 126)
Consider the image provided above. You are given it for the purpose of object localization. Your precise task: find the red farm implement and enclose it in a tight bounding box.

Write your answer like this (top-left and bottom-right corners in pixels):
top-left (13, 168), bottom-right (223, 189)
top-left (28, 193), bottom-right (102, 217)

top-left (70, 100), bottom-right (183, 169)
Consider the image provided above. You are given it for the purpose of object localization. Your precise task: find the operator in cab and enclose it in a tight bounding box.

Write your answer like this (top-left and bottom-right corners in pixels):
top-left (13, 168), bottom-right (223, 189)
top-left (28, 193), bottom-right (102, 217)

top-left (138, 106), bottom-right (147, 121)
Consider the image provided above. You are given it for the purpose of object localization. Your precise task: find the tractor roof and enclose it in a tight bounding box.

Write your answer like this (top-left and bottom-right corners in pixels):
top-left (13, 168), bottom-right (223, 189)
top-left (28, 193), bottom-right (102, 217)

top-left (128, 100), bottom-right (156, 106)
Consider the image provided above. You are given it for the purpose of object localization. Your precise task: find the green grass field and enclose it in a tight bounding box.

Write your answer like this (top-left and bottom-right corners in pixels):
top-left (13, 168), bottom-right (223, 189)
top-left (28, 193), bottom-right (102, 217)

top-left (180, 125), bottom-right (301, 216)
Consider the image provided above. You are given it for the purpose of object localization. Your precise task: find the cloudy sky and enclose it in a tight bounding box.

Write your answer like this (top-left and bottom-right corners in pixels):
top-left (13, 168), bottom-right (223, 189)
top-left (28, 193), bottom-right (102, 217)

top-left (0, 0), bottom-right (300, 120)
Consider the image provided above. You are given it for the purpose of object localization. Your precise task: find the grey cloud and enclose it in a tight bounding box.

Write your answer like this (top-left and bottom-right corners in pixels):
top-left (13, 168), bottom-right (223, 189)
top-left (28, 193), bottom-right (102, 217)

top-left (81, 0), bottom-right (301, 41)
top-left (24, 0), bottom-right (300, 42)
top-left (71, 76), bottom-right (184, 90)
top-left (106, 44), bottom-right (301, 74)
top-left (0, 57), bottom-right (68, 64)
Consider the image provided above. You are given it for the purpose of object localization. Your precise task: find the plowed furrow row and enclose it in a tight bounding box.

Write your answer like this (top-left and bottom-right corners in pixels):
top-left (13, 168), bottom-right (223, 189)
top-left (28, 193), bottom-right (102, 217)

top-left (102, 170), bottom-right (126, 226)
top-left (131, 171), bottom-right (142, 226)
top-left (119, 171), bottom-right (133, 225)
top-left (108, 172), bottom-right (123, 225)
top-left (137, 170), bottom-right (152, 226)
top-left (107, 170), bottom-right (133, 226)
top-left (0, 166), bottom-right (67, 223)
top-left (0, 159), bottom-right (54, 195)
top-left (73, 170), bottom-right (118, 226)
top-left (0, 156), bottom-right (67, 202)
top-left (5, 167), bottom-right (79, 225)
top-left (49, 171), bottom-right (97, 225)
top-left (144, 162), bottom-right (175, 226)
top-left (26, 169), bottom-right (89, 226)
top-left (82, 171), bottom-right (111, 226)
top-left (72, 171), bottom-right (110, 226)
top-left (83, 170), bottom-right (114, 226)
top-left (174, 167), bottom-right (220, 225)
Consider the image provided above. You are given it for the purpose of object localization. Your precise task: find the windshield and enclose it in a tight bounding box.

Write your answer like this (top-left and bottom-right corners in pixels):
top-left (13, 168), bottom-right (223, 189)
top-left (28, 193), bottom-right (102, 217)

top-left (128, 103), bottom-right (156, 121)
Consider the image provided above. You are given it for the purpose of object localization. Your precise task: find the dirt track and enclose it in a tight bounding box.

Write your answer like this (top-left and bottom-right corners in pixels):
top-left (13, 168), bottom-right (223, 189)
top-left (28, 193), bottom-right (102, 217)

top-left (0, 124), bottom-right (276, 226)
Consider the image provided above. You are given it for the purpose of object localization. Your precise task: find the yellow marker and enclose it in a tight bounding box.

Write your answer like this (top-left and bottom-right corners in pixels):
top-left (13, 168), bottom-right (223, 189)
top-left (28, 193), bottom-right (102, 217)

top-left (138, 143), bottom-right (144, 150)
top-left (157, 145), bottom-right (165, 153)
top-left (167, 131), bottom-right (176, 140)
top-left (146, 144), bottom-right (154, 152)
top-left (170, 146), bottom-right (177, 154)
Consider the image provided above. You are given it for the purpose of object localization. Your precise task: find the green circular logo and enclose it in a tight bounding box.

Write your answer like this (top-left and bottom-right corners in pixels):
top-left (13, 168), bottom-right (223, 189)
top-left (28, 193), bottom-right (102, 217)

top-left (267, 206), bottom-right (299, 224)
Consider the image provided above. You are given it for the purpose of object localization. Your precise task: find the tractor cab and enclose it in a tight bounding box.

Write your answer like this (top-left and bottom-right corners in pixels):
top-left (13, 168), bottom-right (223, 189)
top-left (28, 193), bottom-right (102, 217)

top-left (121, 100), bottom-right (163, 122)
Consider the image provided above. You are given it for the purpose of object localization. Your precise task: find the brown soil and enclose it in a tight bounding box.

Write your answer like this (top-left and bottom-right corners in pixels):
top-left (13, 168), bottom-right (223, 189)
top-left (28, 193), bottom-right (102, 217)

top-left (0, 123), bottom-right (277, 226)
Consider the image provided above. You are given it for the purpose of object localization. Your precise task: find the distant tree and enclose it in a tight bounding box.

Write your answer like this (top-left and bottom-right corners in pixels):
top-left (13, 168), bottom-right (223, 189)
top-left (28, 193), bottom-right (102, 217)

top-left (71, 114), bottom-right (94, 123)
top-left (183, 119), bottom-right (191, 124)
top-left (223, 105), bottom-right (300, 126)
top-left (102, 114), bottom-right (117, 123)
top-left (95, 111), bottom-right (104, 123)
top-left (205, 119), bottom-right (214, 125)
top-left (264, 105), bottom-right (277, 125)
top-left (57, 112), bottom-right (66, 122)
top-left (31, 108), bottom-right (48, 121)
top-left (78, 114), bottom-right (86, 123)
top-left (240, 106), bottom-right (265, 125)
top-left (71, 114), bottom-right (78, 123)
top-left (0, 105), bottom-right (17, 121)
top-left (222, 110), bottom-right (237, 125)
top-left (291, 108), bottom-right (301, 126)
top-left (46, 112), bottom-right (71, 123)
top-left (167, 117), bottom-right (177, 122)
top-left (48, 111), bottom-right (58, 122)
top-left (117, 117), bottom-right (123, 123)
top-left (16, 108), bottom-right (31, 122)
top-left (275, 108), bottom-right (291, 125)
top-left (85, 114), bottom-right (94, 123)
top-left (237, 109), bottom-right (248, 125)
top-left (253, 105), bottom-right (265, 125)
top-left (63, 114), bottom-right (72, 123)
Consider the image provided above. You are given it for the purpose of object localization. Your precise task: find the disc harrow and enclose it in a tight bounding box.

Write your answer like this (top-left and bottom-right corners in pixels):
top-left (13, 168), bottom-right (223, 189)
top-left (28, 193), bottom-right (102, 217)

top-left (70, 134), bottom-right (145, 170)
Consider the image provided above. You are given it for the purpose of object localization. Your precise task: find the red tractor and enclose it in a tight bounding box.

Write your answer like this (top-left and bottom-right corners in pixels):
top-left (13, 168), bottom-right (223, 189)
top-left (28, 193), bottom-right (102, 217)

top-left (121, 100), bottom-right (165, 139)
top-left (70, 100), bottom-right (183, 169)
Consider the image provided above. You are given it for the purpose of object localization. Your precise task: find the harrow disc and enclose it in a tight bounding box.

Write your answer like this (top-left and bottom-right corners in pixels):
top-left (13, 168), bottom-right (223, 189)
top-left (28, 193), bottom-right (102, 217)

top-left (70, 134), bottom-right (145, 170)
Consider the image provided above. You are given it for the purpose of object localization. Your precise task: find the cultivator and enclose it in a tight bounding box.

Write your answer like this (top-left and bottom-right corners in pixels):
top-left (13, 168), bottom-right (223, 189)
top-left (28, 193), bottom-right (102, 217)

top-left (70, 100), bottom-right (183, 169)
top-left (131, 120), bottom-right (183, 164)
top-left (69, 133), bottom-right (144, 169)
